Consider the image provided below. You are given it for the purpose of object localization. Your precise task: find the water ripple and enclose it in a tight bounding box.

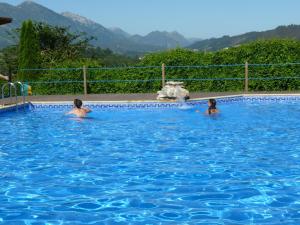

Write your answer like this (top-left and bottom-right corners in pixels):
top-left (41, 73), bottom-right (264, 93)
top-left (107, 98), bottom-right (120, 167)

top-left (0, 101), bottom-right (300, 224)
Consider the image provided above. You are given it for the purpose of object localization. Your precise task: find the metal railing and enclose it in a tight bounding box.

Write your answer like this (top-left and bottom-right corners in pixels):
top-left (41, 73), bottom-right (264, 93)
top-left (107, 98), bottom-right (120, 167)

top-left (2, 82), bottom-right (17, 108)
top-left (1, 81), bottom-right (26, 110)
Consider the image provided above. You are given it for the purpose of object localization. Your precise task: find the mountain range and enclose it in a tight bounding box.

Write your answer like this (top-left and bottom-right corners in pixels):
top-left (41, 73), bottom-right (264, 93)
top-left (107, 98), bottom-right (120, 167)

top-left (189, 25), bottom-right (300, 51)
top-left (1, 0), bottom-right (300, 55)
top-left (0, 0), bottom-right (197, 55)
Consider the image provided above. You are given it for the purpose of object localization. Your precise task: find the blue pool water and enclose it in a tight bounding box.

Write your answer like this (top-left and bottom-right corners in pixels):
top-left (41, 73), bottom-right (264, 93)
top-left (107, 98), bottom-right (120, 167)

top-left (1, 98), bottom-right (300, 224)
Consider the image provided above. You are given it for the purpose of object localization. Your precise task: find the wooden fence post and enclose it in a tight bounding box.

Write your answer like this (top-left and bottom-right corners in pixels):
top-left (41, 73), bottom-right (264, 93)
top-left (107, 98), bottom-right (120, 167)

top-left (245, 61), bottom-right (249, 93)
top-left (83, 65), bottom-right (87, 96)
top-left (162, 63), bottom-right (166, 88)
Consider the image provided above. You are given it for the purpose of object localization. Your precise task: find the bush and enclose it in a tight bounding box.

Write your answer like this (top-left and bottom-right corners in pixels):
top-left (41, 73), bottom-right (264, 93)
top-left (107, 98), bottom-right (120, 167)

top-left (23, 39), bottom-right (300, 95)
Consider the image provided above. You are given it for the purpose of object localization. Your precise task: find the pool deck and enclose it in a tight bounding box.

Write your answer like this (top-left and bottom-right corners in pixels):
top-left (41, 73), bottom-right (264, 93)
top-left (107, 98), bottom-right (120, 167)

top-left (27, 92), bottom-right (244, 102)
top-left (1, 91), bottom-right (300, 106)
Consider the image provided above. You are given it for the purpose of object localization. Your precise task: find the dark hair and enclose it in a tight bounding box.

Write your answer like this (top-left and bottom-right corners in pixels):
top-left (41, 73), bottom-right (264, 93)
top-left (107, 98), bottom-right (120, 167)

top-left (74, 99), bottom-right (83, 109)
top-left (208, 99), bottom-right (217, 114)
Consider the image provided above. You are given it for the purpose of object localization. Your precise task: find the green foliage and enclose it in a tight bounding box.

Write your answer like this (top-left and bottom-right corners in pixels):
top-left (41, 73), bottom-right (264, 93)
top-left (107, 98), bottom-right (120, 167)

top-left (32, 59), bottom-right (96, 95)
top-left (8, 21), bottom-right (139, 95)
top-left (34, 22), bottom-right (92, 66)
top-left (12, 26), bottom-right (300, 95)
top-left (25, 39), bottom-right (300, 95)
top-left (18, 20), bottom-right (40, 81)
top-left (30, 22), bottom-right (138, 68)
top-left (0, 46), bottom-right (18, 75)
top-left (217, 39), bottom-right (300, 91)
top-left (0, 46), bottom-right (18, 88)
top-left (87, 66), bottom-right (162, 94)
top-left (82, 47), bottom-right (138, 66)
top-left (136, 40), bottom-right (300, 93)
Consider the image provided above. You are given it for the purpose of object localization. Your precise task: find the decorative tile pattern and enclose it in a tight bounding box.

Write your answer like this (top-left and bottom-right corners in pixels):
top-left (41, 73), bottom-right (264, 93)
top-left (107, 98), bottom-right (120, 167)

top-left (32, 101), bottom-right (204, 111)
top-left (2, 95), bottom-right (300, 113)
top-left (31, 96), bottom-right (244, 111)
top-left (243, 96), bottom-right (300, 102)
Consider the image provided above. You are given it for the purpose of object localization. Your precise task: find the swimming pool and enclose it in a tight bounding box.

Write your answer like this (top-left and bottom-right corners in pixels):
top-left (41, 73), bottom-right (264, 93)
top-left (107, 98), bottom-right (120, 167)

top-left (1, 96), bottom-right (300, 224)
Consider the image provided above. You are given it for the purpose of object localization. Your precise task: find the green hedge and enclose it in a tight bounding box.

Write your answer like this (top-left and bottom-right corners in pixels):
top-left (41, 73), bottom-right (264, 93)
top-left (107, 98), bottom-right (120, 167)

top-left (21, 39), bottom-right (300, 95)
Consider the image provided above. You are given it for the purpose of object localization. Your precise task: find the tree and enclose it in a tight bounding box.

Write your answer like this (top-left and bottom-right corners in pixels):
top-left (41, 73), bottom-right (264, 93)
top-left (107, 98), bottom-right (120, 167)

top-left (34, 22), bottom-right (92, 66)
top-left (33, 22), bottom-right (137, 67)
top-left (0, 46), bottom-right (18, 80)
top-left (18, 20), bottom-right (40, 81)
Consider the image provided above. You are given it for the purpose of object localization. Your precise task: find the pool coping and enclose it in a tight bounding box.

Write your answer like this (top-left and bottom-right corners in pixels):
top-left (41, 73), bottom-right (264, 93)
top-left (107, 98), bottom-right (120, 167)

top-left (0, 103), bottom-right (31, 113)
top-left (30, 93), bottom-right (300, 104)
top-left (2, 93), bottom-right (300, 105)
top-left (1, 93), bottom-right (300, 113)
top-left (30, 94), bottom-right (243, 104)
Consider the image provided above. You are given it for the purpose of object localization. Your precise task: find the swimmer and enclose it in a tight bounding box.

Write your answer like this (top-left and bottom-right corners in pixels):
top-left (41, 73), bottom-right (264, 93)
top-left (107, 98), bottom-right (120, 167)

top-left (195, 99), bottom-right (219, 114)
top-left (206, 99), bottom-right (219, 115)
top-left (66, 99), bottom-right (91, 118)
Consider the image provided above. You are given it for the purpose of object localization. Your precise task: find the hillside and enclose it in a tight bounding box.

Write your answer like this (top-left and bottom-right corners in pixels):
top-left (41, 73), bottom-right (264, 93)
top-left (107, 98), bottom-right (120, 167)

top-left (189, 25), bottom-right (300, 51)
top-left (130, 31), bottom-right (191, 48)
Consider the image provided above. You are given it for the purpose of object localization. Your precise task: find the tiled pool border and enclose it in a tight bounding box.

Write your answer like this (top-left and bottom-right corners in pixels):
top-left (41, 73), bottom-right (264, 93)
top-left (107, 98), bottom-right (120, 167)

top-left (0, 103), bottom-right (30, 113)
top-left (1, 94), bottom-right (300, 113)
top-left (30, 95), bottom-right (243, 110)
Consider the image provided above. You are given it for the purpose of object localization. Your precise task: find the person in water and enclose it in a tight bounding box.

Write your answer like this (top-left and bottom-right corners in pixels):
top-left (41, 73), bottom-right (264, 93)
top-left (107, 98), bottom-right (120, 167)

top-left (67, 99), bottom-right (91, 117)
top-left (206, 99), bottom-right (219, 115)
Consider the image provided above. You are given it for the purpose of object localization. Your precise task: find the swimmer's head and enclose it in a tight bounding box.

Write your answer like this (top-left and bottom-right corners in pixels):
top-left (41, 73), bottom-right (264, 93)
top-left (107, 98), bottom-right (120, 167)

top-left (74, 99), bottom-right (82, 109)
top-left (208, 99), bottom-right (217, 109)
top-left (208, 99), bottom-right (217, 115)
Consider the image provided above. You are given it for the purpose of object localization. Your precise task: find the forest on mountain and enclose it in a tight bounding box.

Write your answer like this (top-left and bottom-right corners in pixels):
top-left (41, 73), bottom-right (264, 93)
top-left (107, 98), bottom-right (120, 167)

top-left (188, 25), bottom-right (300, 51)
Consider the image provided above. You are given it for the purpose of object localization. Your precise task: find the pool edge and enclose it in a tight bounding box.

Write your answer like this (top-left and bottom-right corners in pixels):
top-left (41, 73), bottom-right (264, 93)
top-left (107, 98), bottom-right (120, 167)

top-left (2, 94), bottom-right (300, 113)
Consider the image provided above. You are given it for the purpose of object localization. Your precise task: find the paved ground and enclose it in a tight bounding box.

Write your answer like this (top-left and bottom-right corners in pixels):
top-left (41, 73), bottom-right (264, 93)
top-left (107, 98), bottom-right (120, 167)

top-left (26, 92), bottom-right (245, 102)
top-left (1, 91), bottom-right (300, 106)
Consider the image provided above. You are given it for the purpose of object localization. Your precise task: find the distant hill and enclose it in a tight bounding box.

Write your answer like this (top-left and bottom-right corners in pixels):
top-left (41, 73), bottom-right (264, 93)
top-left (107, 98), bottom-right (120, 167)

top-left (108, 28), bottom-right (193, 48)
top-left (0, 1), bottom-right (195, 55)
top-left (188, 25), bottom-right (300, 51)
top-left (130, 31), bottom-right (191, 48)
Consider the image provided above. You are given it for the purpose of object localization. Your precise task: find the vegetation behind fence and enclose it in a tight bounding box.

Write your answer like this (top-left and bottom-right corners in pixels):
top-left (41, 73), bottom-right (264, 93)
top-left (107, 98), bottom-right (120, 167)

top-left (12, 37), bottom-right (300, 95)
top-left (20, 61), bottom-right (300, 95)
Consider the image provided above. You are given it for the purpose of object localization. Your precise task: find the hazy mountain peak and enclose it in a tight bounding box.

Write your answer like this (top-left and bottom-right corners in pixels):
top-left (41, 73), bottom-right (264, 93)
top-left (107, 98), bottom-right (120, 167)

top-left (110, 27), bottom-right (123, 31)
top-left (109, 27), bottom-right (131, 38)
top-left (148, 30), bottom-right (167, 35)
top-left (18, 0), bottom-right (44, 8)
top-left (20, 0), bottom-right (35, 4)
top-left (170, 31), bottom-right (184, 37)
top-left (17, 0), bottom-right (58, 16)
top-left (61, 12), bottom-right (96, 26)
top-left (171, 31), bottom-right (180, 34)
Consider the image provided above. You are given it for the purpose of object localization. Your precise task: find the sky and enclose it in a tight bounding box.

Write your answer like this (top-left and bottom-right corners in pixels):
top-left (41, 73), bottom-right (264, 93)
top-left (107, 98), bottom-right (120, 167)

top-left (2, 0), bottom-right (300, 39)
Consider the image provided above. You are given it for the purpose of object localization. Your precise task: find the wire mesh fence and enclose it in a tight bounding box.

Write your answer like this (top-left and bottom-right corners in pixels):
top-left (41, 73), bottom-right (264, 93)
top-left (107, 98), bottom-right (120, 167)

top-left (14, 62), bottom-right (300, 95)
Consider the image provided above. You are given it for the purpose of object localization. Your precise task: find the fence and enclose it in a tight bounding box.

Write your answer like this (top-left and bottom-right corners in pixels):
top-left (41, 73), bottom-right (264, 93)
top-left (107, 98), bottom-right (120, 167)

top-left (18, 62), bottom-right (300, 95)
